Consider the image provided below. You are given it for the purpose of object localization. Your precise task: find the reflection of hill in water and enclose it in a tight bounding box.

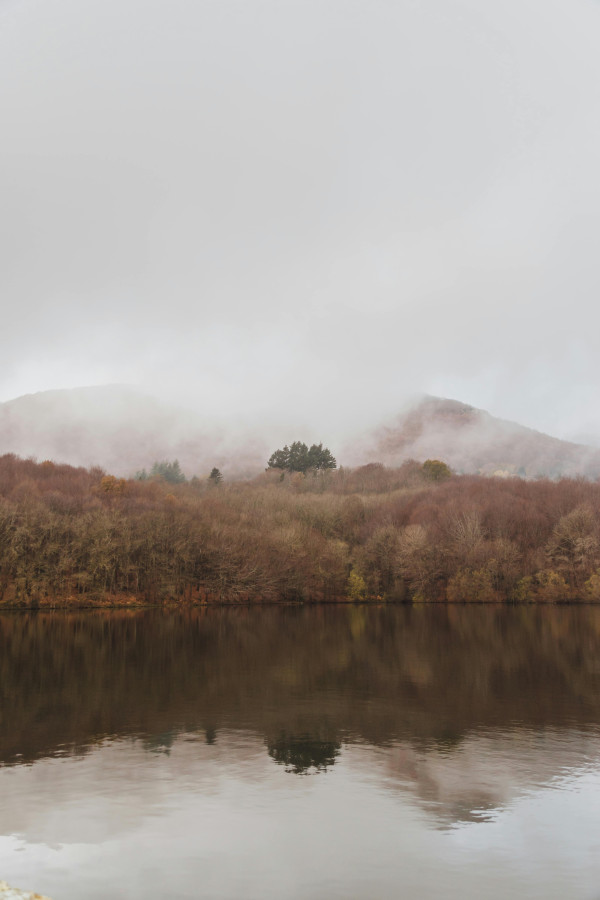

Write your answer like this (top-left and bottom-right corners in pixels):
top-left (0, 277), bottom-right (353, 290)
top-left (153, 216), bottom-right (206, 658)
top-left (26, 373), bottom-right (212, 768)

top-left (373, 729), bottom-right (600, 827)
top-left (2, 606), bottom-right (600, 762)
top-left (1, 730), bottom-right (598, 842)
top-left (1, 605), bottom-right (600, 822)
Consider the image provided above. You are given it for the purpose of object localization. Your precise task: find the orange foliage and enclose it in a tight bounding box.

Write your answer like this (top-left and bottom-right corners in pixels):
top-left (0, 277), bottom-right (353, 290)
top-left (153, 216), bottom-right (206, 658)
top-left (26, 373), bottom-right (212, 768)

top-left (1, 452), bottom-right (600, 605)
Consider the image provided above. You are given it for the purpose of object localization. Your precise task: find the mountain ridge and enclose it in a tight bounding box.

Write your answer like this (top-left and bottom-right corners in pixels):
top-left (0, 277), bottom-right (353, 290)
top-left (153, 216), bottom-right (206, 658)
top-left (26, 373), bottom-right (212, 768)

top-left (1, 386), bottom-right (600, 480)
top-left (0, 385), bottom-right (266, 478)
top-left (350, 395), bottom-right (600, 478)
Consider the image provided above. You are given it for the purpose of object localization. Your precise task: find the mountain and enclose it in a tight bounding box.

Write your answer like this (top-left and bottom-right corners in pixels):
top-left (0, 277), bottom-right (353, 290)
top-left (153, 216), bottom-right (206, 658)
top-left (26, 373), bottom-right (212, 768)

top-left (2, 387), bottom-right (600, 480)
top-left (348, 395), bottom-right (600, 479)
top-left (0, 386), bottom-right (267, 478)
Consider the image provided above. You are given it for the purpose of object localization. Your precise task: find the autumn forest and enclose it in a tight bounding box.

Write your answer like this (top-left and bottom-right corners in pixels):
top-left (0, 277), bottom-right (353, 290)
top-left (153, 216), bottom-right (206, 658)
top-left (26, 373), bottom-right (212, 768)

top-left (1, 452), bottom-right (600, 607)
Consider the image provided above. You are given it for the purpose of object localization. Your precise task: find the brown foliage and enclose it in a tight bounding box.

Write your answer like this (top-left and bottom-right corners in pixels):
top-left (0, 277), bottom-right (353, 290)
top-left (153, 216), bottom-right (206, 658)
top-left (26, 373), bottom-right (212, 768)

top-left (1, 453), bottom-right (600, 604)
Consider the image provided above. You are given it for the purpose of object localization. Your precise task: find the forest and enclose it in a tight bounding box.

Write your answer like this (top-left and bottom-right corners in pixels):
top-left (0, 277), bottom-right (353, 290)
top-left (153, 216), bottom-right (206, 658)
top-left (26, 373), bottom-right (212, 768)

top-left (1, 452), bottom-right (600, 606)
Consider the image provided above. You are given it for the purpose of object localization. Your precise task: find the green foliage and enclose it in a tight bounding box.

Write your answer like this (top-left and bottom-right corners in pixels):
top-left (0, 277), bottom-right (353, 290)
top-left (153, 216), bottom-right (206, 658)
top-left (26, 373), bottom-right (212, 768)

top-left (288, 441), bottom-right (310, 473)
top-left (514, 570), bottom-right (572, 602)
top-left (584, 570), bottom-right (600, 601)
top-left (267, 447), bottom-right (290, 470)
top-left (421, 459), bottom-right (452, 482)
top-left (150, 460), bottom-right (186, 484)
top-left (267, 441), bottom-right (336, 474)
top-left (307, 443), bottom-right (336, 471)
top-left (347, 568), bottom-right (367, 600)
top-left (533, 570), bottom-right (571, 602)
top-left (208, 467), bottom-right (223, 485)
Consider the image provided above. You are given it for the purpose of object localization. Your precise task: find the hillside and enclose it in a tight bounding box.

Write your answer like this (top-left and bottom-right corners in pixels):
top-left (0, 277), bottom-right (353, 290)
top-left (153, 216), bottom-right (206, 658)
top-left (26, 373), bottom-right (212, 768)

top-left (2, 387), bottom-right (600, 480)
top-left (0, 386), bottom-right (266, 479)
top-left (2, 451), bottom-right (600, 606)
top-left (350, 396), bottom-right (600, 479)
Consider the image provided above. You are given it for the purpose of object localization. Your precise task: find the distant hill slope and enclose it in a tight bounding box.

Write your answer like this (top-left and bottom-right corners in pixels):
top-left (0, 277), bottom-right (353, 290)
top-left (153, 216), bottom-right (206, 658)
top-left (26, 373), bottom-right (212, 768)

top-left (2, 388), bottom-right (599, 480)
top-left (348, 396), bottom-right (600, 479)
top-left (0, 386), bottom-right (267, 478)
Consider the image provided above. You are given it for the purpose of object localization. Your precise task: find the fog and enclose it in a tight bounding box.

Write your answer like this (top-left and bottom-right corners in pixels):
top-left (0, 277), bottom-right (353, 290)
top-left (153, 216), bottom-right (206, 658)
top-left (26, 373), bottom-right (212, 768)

top-left (1, 0), bottom-right (600, 441)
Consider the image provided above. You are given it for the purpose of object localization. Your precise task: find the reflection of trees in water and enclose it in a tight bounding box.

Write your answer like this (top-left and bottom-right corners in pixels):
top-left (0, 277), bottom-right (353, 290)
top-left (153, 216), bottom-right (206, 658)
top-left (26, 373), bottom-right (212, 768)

top-left (267, 733), bottom-right (341, 774)
top-left (2, 605), bottom-right (600, 771)
top-left (3, 605), bottom-right (600, 828)
top-left (143, 731), bottom-right (175, 755)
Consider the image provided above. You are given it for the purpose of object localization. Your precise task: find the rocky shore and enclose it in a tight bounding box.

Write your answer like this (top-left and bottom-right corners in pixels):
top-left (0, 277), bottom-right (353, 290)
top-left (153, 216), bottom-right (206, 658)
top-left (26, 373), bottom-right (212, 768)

top-left (0, 882), bottom-right (51, 900)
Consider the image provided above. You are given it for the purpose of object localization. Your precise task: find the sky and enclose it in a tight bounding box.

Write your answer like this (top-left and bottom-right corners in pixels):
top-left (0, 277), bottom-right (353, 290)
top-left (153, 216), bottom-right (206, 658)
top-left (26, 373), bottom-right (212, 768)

top-left (1, 0), bottom-right (600, 440)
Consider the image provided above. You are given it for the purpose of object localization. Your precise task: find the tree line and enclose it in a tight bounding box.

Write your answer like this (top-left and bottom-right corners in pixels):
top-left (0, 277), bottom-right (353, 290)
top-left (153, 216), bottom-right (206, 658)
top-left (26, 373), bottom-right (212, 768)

top-left (1, 452), bottom-right (600, 606)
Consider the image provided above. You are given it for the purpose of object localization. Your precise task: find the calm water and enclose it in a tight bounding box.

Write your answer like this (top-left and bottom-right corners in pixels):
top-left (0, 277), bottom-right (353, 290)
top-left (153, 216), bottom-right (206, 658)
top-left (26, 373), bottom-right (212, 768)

top-left (1, 605), bottom-right (600, 899)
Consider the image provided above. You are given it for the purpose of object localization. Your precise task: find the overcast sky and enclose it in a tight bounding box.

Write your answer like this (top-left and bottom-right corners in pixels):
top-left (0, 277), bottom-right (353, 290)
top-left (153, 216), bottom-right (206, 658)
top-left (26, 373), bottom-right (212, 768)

top-left (1, 0), bottom-right (600, 439)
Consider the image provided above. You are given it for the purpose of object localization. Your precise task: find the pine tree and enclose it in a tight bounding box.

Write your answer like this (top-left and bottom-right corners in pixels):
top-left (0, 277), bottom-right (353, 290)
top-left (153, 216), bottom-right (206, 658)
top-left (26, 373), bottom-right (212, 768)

top-left (150, 460), bottom-right (186, 484)
top-left (267, 442), bottom-right (336, 473)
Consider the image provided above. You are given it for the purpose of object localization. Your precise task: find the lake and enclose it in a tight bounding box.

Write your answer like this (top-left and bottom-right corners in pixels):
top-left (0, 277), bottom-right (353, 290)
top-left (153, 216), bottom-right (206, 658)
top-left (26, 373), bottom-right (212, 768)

top-left (1, 605), bottom-right (600, 899)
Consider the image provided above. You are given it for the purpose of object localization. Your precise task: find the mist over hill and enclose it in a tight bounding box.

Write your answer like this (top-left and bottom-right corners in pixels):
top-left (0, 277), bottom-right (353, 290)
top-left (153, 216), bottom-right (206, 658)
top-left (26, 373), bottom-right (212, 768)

top-left (0, 386), bottom-right (267, 479)
top-left (1, 387), bottom-right (600, 480)
top-left (350, 396), bottom-right (600, 479)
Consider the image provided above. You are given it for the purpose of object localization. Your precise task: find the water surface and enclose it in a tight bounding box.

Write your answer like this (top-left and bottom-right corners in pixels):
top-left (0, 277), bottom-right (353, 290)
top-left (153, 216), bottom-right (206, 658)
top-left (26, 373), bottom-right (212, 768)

top-left (1, 605), bottom-right (600, 899)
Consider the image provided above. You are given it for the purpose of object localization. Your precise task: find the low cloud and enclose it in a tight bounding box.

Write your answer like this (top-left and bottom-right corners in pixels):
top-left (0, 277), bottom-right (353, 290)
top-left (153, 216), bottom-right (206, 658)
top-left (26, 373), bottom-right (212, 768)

top-left (1, 0), bottom-right (600, 441)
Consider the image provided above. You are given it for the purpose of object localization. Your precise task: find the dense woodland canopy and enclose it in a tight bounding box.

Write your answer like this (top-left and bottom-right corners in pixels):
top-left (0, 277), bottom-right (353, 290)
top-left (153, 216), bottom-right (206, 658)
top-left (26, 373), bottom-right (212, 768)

top-left (1, 452), bottom-right (600, 605)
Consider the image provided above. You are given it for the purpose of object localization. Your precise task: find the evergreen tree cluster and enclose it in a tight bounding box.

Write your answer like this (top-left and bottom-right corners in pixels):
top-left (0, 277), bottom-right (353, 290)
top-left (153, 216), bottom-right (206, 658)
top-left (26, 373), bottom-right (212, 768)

top-left (267, 441), bottom-right (336, 474)
top-left (135, 460), bottom-right (186, 484)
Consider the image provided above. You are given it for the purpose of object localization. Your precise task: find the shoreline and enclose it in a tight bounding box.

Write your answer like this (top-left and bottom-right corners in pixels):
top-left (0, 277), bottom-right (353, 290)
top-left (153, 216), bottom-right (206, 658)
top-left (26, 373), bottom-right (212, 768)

top-left (0, 597), bottom-right (597, 611)
top-left (0, 882), bottom-right (51, 900)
